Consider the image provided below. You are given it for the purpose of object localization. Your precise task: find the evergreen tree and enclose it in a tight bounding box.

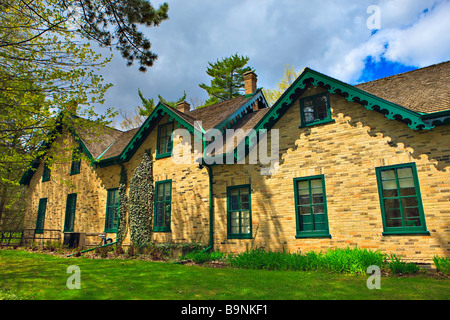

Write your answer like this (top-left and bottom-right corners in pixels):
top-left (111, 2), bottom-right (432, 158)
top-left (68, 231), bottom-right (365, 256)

top-left (199, 54), bottom-right (254, 107)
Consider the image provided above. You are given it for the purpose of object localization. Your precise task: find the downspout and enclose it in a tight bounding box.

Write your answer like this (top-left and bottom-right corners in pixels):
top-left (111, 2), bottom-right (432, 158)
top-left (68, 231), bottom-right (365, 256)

top-left (200, 163), bottom-right (214, 253)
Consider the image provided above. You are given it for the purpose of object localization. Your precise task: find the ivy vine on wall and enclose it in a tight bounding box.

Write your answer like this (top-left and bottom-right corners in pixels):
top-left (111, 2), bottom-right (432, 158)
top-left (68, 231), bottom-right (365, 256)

top-left (116, 164), bottom-right (128, 246)
top-left (128, 149), bottom-right (154, 247)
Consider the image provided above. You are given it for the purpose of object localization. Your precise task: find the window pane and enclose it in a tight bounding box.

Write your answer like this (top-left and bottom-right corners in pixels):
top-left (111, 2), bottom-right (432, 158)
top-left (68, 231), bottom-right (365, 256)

top-left (397, 167), bottom-right (413, 178)
top-left (299, 206), bottom-right (310, 215)
top-left (316, 103), bottom-right (328, 120)
top-left (303, 103), bottom-right (315, 122)
top-left (164, 183), bottom-right (171, 201)
top-left (384, 198), bottom-right (400, 210)
top-left (399, 178), bottom-right (416, 196)
top-left (381, 169), bottom-right (395, 181)
top-left (382, 180), bottom-right (398, 197)
top-left (401, 197), bottom-right (418, 208)
top-left (312, 195), bottom-right (323, 204)
top-left (313, 205), bottom-right (324, 214)
top-left (298, 195), bottom-right (310, 205)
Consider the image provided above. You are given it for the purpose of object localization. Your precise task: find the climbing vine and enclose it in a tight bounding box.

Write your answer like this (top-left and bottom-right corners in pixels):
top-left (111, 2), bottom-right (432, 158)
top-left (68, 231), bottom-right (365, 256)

top-left (116, 164), bottom-right (128, 246)
top-left (128, 149), bottom-right (154, 247)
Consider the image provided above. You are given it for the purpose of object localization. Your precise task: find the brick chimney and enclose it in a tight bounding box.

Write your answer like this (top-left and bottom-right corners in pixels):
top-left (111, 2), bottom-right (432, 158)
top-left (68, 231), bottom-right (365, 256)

top-left (243, 71), bottom-right (257, 96)
top-left (177, 100), bottom-right (190, 113)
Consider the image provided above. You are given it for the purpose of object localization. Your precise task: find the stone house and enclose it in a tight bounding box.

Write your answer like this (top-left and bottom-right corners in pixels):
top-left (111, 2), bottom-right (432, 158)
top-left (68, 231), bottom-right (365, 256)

top-left (20, 61), bottom-right (450, 263)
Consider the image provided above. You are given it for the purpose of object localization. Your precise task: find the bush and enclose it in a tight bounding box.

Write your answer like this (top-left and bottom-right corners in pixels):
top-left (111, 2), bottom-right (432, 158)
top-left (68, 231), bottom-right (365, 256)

top-left (184, 250), bottom-right (226, 264)
top-left (388, 254), bottom-right (420, 275)
top-left (433, 255), bottom-right (450, 275)
top-left (227, 247), bottom-right (387, 274)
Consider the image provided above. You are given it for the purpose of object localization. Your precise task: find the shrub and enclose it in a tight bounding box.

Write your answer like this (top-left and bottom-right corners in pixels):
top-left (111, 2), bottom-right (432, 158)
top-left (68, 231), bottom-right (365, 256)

top-left (433, 255), bottom-right (450, 275)
top-left (388, 254), bottom-right (420, 275)
top-left (184, 250), bottom-right (226, 264)
top-left (227, 247), bottom-right (387, 274)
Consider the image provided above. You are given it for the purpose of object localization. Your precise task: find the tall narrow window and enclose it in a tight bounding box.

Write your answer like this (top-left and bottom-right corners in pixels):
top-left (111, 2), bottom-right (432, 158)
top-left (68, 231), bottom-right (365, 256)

top-left (299, 92), bottom-right (333, 127)
top-left (153, 180), bottom-right (172, 232)
top-left (70, 149), bottom-right (81, 175)
top-left (63, 193), bottom-right (77, 232)
top-left (105, 188), bottom-right (119, 232)
top-left (156, 122), bottom-right (174, 158)
top-left (42, 162), bottom-right (51, 182)
top-left (35, 198), bottom-right (47, 234)
top-left (376, 163), bottom-right (428, 235)
top-left (227, 184), bottom-right (252, 239)
top-left (293, 175), bottom-right (330, 238)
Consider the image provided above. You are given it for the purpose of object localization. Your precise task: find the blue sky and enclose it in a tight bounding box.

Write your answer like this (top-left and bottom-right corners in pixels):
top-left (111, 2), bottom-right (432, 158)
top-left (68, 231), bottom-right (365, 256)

top-left (91, 0), bottom-right (450, 128)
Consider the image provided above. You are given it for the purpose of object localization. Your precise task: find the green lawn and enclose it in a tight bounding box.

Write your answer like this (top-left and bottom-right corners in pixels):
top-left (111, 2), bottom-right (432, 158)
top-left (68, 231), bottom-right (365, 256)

top-left (0, 249), bottom-right (448, 300)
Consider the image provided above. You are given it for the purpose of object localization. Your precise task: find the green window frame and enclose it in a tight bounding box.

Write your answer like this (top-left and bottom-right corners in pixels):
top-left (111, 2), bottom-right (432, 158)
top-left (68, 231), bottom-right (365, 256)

top-left (42, 162), bottom-right (51, 182)
top-left (63, 193), bottom-right (77, 232)
top-left (227, 184), bottom-right (252, 239)
top-left (70, 149), bottom-right (81, 175)
top-left (293, 175), bottom-right (331, 238)
top-left (375, 163), bottom-right (428, 235)
top-left (35, 198), bottom-right (47, 234)
top-left (156, 122), bottom-right (174, 159)
top-left (104, 188), bottom-right (119, 233)
top-left (299, 92), bottom-right (334, 127)
top-left (153, 180), bottom-right (172, 232)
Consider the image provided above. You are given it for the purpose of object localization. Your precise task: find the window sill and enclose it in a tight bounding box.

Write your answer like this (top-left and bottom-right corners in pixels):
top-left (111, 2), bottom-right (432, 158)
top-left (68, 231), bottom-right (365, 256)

top-left (104, 229), bottom-right (118, 233)
top-left (295, 233), bottom-right (331, 239)
top-left (227, 234), bottom-right (252, 239)
top-left (299, 118), bottom-right (335, 128)
top-left (382, 230), bottom-right (430, 236)
top-left (153, 228), bottom-right (171, 233)
top-left (155, 153), bottom-right (171, 159)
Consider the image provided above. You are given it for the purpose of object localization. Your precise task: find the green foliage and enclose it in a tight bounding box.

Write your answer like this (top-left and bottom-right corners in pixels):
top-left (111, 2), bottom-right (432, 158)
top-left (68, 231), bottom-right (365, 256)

top-left (388, 253), bottom-right (420, 275)
top-left (184, 250), bottom-right (226, 264)
top-left (137, 89), bottom-right (187, 116)
top-left (199, 53), bottom-right (254, 107)
top-left (262, 64), bottom-right (301, 105)
top-left (116, 165), bottom-right (128, 246)
top-left (433, 256), bottom-right (450, 275)
top-left (128, 150), bottom-right (154, 247)
top-left (227, 247), bottom-right (387, 274)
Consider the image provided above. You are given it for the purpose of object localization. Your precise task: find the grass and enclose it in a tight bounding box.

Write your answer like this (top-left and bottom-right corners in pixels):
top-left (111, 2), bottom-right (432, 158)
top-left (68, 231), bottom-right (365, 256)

top-left (0, 249), bottom-right (449, 300)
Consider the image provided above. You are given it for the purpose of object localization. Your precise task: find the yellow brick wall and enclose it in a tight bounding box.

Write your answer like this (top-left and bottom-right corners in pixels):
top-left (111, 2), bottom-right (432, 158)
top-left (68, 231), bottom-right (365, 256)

top-left (212, 87), bottom-right (450, 263)
top-left (24, 116), bottom-right (211, 247)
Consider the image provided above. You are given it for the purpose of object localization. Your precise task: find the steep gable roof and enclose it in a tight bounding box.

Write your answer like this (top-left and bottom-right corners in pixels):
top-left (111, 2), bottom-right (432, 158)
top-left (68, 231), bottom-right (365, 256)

top-left (96, 90), bottom-right (270, 166)
top-left (355, 61), bottom-right (450, 114)
top-left (222, 62), bottom-right (450, 164)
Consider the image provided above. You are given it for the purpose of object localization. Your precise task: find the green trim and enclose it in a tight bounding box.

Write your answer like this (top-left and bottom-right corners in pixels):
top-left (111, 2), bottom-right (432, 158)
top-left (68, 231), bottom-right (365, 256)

top-left (104, 188), bottom-right (119, 233)
top-left (226, 184), bottom-right (252, 239)
top-left (375, 162), bottom-right (428, 235)
top-left (63, 193), bottom-right (77, 233)
top-left (293, 175), bottom-right (330, 238)
top-left (118, 102), bottom-right (204, 164)
top-left (153, 179), bottom-right (172, 232)
top-left (35, 198), bottom-right (47, 234)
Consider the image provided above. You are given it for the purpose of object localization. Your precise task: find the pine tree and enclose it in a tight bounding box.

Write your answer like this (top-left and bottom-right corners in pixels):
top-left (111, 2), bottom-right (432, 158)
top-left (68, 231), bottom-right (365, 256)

top-left (199, 54), bottom-right (254, 107)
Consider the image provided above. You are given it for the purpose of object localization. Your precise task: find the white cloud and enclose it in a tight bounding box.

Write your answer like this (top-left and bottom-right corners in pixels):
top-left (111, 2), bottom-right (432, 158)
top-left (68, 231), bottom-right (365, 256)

top-left (328, 0), bottom-right (450, 83)
top-left (93, 0), bottom-right (450, 126)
